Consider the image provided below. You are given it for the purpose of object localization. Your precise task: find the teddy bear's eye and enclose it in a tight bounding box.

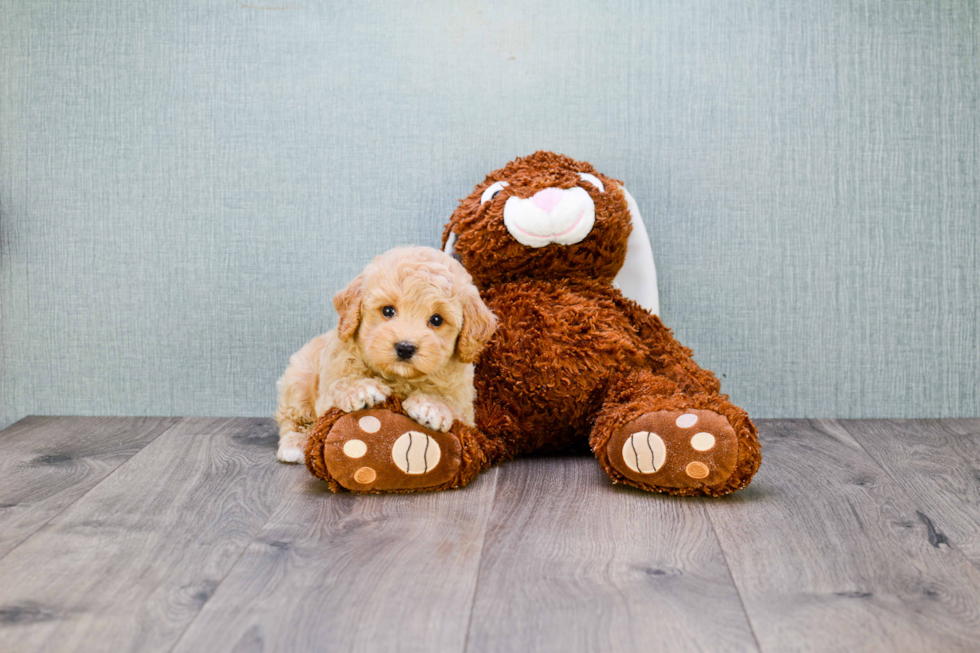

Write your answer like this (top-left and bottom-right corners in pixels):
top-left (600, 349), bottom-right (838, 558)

top-left (481, 181), bottom-right (509, 204)
top-left (428, 314), bottom-right (443, 327)
top-left (382, 305), bottom-right (396, 318)
top-left (578, 173), bottom-right (604, 193)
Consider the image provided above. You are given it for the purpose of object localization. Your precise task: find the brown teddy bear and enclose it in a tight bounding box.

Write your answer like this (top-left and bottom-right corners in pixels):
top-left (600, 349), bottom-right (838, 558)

top-left (306, 152), bottom-right (761, 496)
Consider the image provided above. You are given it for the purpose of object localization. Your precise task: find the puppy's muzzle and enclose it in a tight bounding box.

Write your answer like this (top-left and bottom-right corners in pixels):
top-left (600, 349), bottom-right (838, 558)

top-left (395, 341), bottom-right (417, 361)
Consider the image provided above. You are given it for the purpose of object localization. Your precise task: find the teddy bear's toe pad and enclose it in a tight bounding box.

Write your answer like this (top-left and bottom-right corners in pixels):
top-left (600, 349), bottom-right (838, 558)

top-left (607, 409), bottom-right (738, 490)
top-left (322, 409), bottom-right (461, 492)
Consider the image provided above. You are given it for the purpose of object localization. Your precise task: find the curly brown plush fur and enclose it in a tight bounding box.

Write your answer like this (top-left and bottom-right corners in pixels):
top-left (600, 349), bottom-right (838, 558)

top-left (443, 151), bottom-right (761, 495)
top-left (444, 153), bottom-right (630, 287)
top-left (306, 151), bottom-right (760, 496)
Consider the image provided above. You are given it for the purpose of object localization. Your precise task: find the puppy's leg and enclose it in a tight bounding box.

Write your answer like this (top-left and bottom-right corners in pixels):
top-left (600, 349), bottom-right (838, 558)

top-left (275, 338), bottom-right (323, 463)
top-left (276, 426), bottom-right (310, 464)
top-left (403, 393), bottom-right (456, 432)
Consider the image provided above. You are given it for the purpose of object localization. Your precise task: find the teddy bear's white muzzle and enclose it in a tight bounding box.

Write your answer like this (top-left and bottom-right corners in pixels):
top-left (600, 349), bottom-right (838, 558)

top-left (503, 186), bottom-right (596, 248)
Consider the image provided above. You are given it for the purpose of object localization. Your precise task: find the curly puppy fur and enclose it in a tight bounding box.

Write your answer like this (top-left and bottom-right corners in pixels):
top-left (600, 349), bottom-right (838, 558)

top-left (275, 246), bottom-right (496, 463)
top-left (438, 151), bottom-right (761, 496)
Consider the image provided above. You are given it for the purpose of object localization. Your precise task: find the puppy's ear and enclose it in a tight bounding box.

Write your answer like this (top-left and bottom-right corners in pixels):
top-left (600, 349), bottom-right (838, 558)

top-left (333, 273), bottom-right (364, 342)
top-left (456, 286), bottom-right (498, 363)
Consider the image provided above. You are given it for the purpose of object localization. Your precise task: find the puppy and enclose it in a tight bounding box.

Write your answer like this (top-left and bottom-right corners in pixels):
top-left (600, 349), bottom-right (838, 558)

top-left (275, 246), bottom-right (497, 463)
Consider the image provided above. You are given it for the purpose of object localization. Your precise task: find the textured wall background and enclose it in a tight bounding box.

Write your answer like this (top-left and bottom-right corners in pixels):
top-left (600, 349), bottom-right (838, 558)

top-left (1, 0), bottom-right (978, 428)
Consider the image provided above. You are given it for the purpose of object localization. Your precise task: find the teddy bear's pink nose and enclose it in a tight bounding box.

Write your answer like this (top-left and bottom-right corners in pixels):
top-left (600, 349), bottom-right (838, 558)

top-left (530, 187), bottom-right (564, 213)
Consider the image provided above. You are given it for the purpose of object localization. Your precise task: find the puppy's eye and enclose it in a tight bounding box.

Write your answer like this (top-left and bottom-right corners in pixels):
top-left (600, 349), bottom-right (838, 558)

top-left (480, 181), bottom-right (509, 204)
top-left (578, 172), bottom-right (604, 192)
top-left (428, 314), bottom-right (444, 327)
top-left (382, 306), bottom-right (396, 318)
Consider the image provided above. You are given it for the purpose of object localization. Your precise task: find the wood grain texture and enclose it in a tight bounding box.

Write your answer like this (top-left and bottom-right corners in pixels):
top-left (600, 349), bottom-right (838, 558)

top-left (0, 416), bottom-right (178, 559)
top-left (839, 419), bottom-right (980, 569)
top-left (708, 419), bottom-right (980, 652)
top-left (5, 417), bottom-right (980, 652)
top-left (170, 469), bottom-right (500, 653)
top-left (0, 418), bottom-right (299, 653)
top-left (465, 457), bottom-right (759, 653)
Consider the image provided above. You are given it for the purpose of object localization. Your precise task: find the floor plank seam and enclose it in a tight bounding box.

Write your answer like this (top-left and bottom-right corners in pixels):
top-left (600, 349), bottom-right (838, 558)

top-left (165, 468), bottom-right (309, 653)
top-left (703, 504), bottom-right (764, 653)
top-left (460, 468), bottom-right (501, 653)
top-left (0, 416), bottom-right (183, 565)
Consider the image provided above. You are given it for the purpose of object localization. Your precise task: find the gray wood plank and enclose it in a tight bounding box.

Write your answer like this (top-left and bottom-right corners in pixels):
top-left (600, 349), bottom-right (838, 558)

top-left (170, 468), bottom-right (500, 653)
top-left (0, 417), bottom-right (298, 653)
top-left (945, 420), bottom-right (980, 438)
top-left (707, 419), bottom-right (980, 652)
top-left (838, 419), bottom-right (980, 569)
top-left (0, 416), bottom-right (178, 559)
top-left (465, 457), bottom-right (760, 653)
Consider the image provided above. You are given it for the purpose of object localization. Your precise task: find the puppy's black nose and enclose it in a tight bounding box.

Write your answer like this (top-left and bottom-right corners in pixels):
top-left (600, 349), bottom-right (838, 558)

top-left (395, 341), bottom-right (417, 360)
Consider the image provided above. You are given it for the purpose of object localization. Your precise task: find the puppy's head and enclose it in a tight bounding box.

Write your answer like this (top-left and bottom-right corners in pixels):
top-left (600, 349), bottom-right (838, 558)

top-left (333, 246), bottom-right (497, 379)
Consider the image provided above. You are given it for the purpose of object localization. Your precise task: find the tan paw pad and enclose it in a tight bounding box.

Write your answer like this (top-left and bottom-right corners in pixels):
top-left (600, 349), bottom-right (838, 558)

top-left (685, 461), bottom-right (710, 479)
top-left (675, 413), bottom-right (698, 428)
top-left (392, 432), bottom-right (441, 474)
top-left (343, 439), bottom-right (367, 458)
top-left (353, 466), bottom-right (377, 484)
top-left (690, 432), bottom-right (715, 451)
top-left (621, 432), bottom-right (666, 474)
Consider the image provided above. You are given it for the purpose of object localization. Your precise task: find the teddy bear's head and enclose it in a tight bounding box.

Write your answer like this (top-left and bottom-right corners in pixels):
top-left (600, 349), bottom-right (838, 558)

top-left (442, 151), bottom-right (633, 287)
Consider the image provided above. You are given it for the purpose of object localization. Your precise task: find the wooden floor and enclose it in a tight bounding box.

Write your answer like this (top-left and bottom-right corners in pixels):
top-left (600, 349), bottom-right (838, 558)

top-left (1, 418), bottom-right (979, 652)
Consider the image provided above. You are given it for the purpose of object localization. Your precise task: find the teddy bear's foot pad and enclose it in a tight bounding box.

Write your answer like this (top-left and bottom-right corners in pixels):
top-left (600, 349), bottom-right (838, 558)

top-left (322, 408), bottom-right (462, 492)
top-left (607, 409), bottom-right (738, 490)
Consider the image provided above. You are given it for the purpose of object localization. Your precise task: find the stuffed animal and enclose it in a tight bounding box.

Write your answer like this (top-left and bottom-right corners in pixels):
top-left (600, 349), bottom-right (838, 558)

top-left (306, 152), bottom-right (761, 496)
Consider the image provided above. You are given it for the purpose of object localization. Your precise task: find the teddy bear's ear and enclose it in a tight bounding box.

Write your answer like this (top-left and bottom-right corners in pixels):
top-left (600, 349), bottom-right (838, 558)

top-left (333, 273), bottom-right (365, 342)
top-left (456, 285), bottom-right (498, 363)
top-left (614, 185), bottom-right (660, 316)
top-left (443, 230), bottom-right (458, 258)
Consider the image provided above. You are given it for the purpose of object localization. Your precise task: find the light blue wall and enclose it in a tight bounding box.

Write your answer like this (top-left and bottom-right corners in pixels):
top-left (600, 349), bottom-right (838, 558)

top-left (2, 0), bottom-right (978, 427)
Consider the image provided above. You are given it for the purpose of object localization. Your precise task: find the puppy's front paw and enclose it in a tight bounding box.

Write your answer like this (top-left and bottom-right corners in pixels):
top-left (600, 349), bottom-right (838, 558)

top-left (334, 379), bottom-right (392, 413)
top-left (277, 430), bottom-right (307, 464)
top-left (403, 395), bottom-right (455, 432)
top-left (277, 445), bottom-right (305, 464)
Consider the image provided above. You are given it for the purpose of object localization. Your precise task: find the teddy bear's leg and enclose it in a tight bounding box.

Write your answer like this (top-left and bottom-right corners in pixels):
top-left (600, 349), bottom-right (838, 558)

top-left (303, 397), bottom-right (494, 493)
top-left (590, 369), bottom-right (761, 497)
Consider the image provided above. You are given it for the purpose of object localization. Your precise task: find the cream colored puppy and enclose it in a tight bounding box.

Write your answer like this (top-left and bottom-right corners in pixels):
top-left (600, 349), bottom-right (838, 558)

top-left (275, 246), bottom-right (497, 463)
